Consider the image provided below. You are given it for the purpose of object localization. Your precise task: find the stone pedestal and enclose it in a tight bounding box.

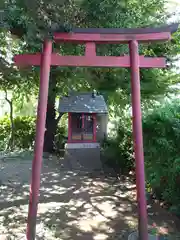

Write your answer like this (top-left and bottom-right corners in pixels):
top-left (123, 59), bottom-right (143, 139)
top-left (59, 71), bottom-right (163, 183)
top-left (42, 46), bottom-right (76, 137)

top-left (64, 143), bottom-right (102, 171)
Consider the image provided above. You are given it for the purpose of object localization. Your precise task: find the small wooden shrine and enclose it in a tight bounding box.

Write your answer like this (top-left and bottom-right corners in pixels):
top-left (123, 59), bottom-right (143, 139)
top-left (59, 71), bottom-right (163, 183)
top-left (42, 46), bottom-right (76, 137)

top-left (59, 91), bottom-right (108, 144)
top-left (58, 91), bottom-right (108, 170)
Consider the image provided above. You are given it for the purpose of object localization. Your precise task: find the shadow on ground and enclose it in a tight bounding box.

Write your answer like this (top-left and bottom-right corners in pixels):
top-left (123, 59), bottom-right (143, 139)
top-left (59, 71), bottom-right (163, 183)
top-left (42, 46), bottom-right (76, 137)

top-left (0, 152), bottom-right (180, 239)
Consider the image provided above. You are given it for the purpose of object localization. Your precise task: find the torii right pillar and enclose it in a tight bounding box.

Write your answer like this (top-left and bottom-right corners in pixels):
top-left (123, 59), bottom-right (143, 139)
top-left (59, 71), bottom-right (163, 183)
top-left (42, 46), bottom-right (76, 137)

top-left (128, 25), bottom-right (178, 239)
top-left (129, 39), bottom-right (148, 239)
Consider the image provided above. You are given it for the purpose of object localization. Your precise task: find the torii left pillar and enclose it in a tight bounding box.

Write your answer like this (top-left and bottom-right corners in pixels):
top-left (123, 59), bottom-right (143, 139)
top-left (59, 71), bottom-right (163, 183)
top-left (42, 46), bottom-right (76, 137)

top-left (26, 40), bottom-right (52, 240)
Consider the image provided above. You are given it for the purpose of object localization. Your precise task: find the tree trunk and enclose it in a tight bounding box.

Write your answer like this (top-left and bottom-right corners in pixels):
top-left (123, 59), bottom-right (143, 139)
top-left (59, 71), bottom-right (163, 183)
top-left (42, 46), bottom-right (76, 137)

top-left (43, 69), bottom-right (60, 153)
top-left (4, 90), bottom-right (14, 151)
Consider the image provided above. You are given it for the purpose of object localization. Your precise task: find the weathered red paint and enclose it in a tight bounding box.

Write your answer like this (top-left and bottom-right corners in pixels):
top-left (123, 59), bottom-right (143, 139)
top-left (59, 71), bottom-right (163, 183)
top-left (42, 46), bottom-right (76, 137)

top-left (54, 32), bottom-right (171, 43)
top-left (14, 24), bottom-right (177, 240)
top-left (26, 40), bottom-right (52, 240)
top-left (93, 113), bottom-right (97, 142)
top-left (129, 40), bottom-right (148, 240)
top-left (14, 54), bottom-right (166, 68)
top-left (82, 113), bottom-right (85, 130)
top-left (68, 113), bottom-right (97, 143)
top-left (85, 42), bottom-right (96, 56)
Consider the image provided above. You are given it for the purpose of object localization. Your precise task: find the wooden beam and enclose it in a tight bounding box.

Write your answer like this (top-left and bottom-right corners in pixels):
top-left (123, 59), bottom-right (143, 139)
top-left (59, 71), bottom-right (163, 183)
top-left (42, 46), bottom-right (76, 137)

top-left (61, 23), bottom-right (179, 34)
top-left (53, 32), bottom-right (171, 43)
top-left (14, 53), bottom-right (41, 66)
top-left (14, 54), bottom-right (166, 68)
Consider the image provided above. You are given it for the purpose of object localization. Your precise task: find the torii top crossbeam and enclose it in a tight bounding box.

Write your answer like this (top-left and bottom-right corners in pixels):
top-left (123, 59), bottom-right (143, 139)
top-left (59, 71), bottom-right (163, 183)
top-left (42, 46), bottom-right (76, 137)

top-left (54, 23), bottom-right (178, 42)
top-left (14, 23), bottom-right (179, 68)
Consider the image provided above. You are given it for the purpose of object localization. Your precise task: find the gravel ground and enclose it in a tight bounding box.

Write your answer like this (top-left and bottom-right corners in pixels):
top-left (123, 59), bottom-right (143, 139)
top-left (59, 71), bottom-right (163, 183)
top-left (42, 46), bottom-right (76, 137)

top-left (0, 151), bottom-right (180, 240)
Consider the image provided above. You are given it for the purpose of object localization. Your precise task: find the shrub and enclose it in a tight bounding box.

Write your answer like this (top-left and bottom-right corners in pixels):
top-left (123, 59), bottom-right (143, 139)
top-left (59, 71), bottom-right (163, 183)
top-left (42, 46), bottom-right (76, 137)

top-left (0, 116), bottom-right (36, 150)
top-left (0, 116), bottom-right (11, 150)
top-left (102, 114), bottom-right (134, 174)
top-left (54, 126), bottom-right (67, 151)
top-left (0, 116), bottom-right (66, 151)
top-left (14, 116), bottom-right (36, 149)
top-left (143, 100), bottom-right (180, 213)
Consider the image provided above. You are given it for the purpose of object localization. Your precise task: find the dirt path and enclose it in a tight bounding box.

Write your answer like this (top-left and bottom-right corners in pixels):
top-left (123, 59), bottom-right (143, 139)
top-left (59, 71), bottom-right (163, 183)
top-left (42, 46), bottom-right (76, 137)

top-left (0, 152), bottom-right (180, 239)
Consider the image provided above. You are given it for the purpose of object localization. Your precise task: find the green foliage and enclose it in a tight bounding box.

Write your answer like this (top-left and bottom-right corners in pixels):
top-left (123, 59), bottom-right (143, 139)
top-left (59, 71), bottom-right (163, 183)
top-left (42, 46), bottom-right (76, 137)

top-left (0, 115), bottom-right (66, 150)
top-left (54, 113), bottom-right (68, 150)
top-left (0, 0), bottom-right (179, 154)
top-left (14, 94), bottom-right (37, 116)
top-left (1, 0), bottom-right (180, 103)
top-left (102, 112), bottom-right (133, 174)
top-left (54, 126), bottom-right (67, 151)
top-left (0, 116), bottom-right (36, 150)
top-left (143, 100), bottom-right (180, 212)
top-left (103, 100), bottom-right (180, 214)
top-left (0, 115), bottom-right (11, 150)
top-left (13, 116), bottom-right (36, 149)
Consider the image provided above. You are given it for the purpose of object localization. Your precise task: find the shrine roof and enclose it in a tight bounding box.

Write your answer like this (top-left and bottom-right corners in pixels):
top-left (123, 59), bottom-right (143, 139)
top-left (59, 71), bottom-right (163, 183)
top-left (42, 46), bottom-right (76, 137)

top-left (58, 92), bottom-right (108, 113)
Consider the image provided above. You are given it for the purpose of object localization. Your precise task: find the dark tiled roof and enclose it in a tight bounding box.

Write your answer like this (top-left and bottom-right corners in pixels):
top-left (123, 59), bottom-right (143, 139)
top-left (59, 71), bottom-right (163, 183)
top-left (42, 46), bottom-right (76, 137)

top-left (58, 93), bottom-right (108, 113)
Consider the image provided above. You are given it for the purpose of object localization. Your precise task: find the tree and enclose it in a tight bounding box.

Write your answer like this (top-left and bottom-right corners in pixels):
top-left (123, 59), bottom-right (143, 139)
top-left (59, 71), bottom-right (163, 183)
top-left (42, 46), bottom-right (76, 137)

top-left (0, 0), bottom-right (180, 152)
top-left (4, 89), bottom-right (14, 150)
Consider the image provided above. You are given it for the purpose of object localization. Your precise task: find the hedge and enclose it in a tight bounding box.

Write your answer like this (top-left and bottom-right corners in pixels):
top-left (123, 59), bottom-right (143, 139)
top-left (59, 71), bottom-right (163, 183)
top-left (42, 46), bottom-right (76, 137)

top-left (143, 100), bottom-right (180, 214)
top-left (0, 115), bottom-right (66, 151)
top-left (0, 116), bottom-right (36, 150)
top-left (102, 113), bottom-right (133, 174)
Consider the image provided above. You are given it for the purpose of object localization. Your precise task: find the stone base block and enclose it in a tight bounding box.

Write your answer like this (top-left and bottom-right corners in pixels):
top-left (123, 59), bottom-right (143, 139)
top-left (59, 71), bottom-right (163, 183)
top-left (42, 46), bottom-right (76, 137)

top-left (64, 143), bottom-right (102, 171)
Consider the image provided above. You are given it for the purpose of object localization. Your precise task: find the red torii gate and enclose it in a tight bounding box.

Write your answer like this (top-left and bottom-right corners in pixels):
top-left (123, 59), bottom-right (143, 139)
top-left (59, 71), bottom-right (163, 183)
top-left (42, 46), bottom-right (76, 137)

top-left (14, 23), bottom-right (178, 240)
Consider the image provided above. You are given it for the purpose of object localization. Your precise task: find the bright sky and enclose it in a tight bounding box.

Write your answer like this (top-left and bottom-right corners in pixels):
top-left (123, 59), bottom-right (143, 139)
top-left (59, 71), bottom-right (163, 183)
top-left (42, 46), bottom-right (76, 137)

top-left (166, 0), bottom-right (180, 22)
top-left (166, 0), bottom-right (180, 72)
